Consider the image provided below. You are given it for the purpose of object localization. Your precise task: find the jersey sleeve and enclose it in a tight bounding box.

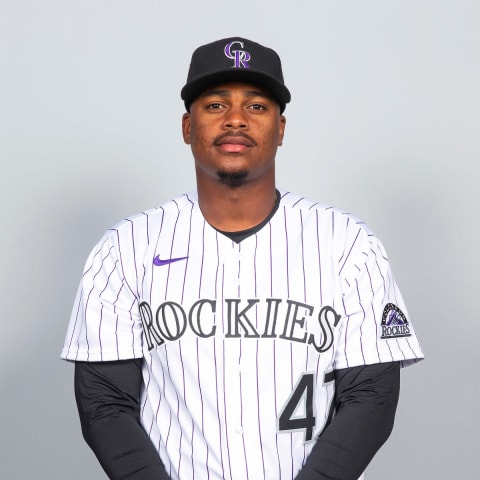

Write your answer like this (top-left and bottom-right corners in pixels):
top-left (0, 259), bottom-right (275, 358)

top-left (61, 228), bottom-right (144, 362)
top-left (334, 223), bottom-right (424, 370)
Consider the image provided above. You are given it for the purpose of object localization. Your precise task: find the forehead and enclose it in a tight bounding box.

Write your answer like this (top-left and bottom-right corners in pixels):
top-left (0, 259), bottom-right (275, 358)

top-left (197, 82), bottom-right (274, 100)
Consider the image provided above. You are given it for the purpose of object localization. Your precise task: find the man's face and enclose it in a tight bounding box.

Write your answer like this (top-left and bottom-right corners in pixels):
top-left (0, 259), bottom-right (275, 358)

top-left (182, 82), bottom-right (286, 188)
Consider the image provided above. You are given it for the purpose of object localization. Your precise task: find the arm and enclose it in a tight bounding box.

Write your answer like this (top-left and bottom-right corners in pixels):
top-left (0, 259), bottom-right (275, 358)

top-left (295, 362), bottom-right (400, 480)
top-left (74, 359), bottom-right (170, 480)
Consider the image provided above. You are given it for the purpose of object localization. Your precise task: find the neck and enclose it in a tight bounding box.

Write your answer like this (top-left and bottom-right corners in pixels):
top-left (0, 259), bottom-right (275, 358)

top-left (197, 179), bottom-right (277, 232)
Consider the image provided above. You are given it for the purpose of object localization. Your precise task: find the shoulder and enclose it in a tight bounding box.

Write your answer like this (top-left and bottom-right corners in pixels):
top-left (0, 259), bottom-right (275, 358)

top-left (278, 190), bottom-right (388, 269)
top-left (278, 190), bottom-right (376, 236)
top-left (85, 192), bottom-right (198, 262)
top-left (105, 192), bottom-right (198, 236)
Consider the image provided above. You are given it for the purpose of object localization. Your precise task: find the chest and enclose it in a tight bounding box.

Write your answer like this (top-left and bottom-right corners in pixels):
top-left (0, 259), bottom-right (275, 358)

top-left (138, 213), bottom-right (343, 354)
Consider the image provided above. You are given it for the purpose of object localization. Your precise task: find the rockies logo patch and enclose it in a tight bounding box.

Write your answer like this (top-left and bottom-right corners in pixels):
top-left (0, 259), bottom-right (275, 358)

top-left (380, 303), bottom-right (411, 339)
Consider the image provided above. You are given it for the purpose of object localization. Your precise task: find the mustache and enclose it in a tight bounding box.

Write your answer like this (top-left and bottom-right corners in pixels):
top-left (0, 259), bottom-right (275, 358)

top-left (213, 131), bottom-right (257, 146)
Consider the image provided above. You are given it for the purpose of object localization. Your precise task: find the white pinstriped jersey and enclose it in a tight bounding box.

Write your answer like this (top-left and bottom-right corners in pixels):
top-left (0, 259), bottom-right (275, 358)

top-left (62, 190), bottom-right (423, 480)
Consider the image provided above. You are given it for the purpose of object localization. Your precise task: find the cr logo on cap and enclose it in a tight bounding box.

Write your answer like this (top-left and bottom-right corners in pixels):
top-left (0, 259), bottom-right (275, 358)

top-left (224, 41), bottom-right (251, 69)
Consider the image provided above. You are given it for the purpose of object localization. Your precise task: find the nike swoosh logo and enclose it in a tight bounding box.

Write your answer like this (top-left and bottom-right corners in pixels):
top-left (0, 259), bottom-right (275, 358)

top-left (153, 255), bottom-right (188, 267)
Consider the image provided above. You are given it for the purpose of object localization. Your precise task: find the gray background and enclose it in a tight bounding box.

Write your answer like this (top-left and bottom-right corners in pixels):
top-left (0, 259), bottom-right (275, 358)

top-left (1, 0), bottom-right (478, 478)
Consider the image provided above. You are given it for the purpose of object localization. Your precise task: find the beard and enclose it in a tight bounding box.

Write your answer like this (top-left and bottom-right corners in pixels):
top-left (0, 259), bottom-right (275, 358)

top-left (216, 169), bottom-right (249, 187)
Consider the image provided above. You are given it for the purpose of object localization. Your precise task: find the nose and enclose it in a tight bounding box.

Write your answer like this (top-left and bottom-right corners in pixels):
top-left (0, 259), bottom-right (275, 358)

top-left (223, 105), bottom-right (248, 129)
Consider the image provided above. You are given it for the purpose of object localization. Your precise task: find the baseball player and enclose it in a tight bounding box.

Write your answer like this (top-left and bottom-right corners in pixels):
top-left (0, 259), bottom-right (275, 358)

top-left (62, 37), bottom-right (424, 480)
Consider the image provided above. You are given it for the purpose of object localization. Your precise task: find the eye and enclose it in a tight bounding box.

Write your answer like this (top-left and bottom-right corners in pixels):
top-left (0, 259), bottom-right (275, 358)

top-left (206, 102), bottom-right (224, 110)
top-left (248, 103), bottom-right (266, 111)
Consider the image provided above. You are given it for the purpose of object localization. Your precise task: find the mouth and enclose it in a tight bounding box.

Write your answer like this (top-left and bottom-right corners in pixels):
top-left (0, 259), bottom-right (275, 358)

top-left (214, 133), bottom-right (256, 152)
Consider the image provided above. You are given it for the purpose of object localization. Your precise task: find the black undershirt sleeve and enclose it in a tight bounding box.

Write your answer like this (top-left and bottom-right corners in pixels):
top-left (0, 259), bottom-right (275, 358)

top-left (294, 361), bottom-right (401, 480)
top-left (74, 359), bottom-right (171, 480)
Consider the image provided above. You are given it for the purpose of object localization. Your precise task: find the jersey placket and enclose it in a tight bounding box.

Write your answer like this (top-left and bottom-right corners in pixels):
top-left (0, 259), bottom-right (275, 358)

top-left (217, 236), bottom-right (262, 479)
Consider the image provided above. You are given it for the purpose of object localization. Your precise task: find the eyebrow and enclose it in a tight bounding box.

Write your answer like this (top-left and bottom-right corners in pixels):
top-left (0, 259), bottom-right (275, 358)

top-left (201, 88), bottom-right (269, 99)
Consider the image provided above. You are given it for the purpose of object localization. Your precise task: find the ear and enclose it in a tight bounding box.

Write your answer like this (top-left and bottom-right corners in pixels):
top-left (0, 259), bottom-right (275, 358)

top-left (182, 112), bottom-right (191, 145)
top-left (278, 115), bottom-right (286, 146)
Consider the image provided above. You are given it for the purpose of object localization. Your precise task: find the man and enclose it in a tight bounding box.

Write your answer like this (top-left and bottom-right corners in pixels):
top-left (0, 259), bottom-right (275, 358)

top-left (62, 37), bottom-right (424, 480)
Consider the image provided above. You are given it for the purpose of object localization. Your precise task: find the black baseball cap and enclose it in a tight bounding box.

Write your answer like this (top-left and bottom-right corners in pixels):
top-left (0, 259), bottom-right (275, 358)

top-left (181, 37), bottom-right (291, 113)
